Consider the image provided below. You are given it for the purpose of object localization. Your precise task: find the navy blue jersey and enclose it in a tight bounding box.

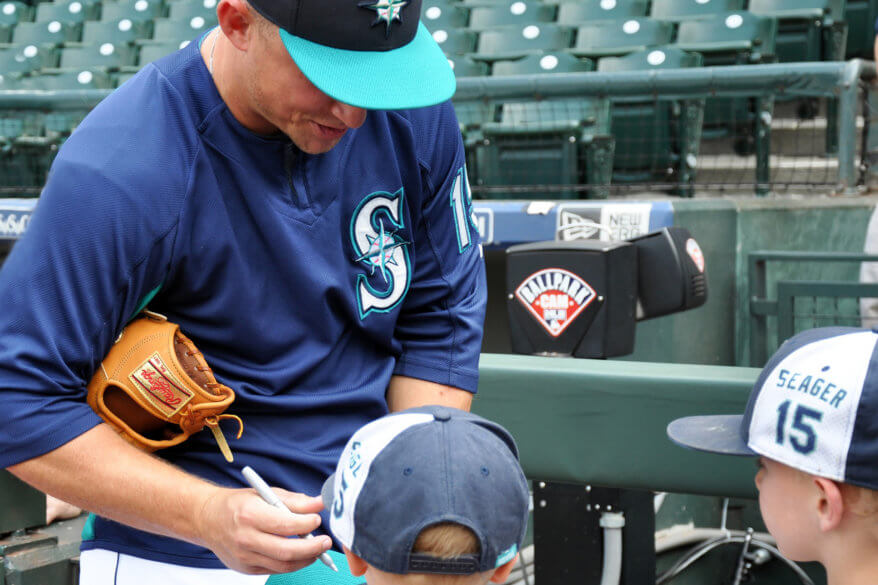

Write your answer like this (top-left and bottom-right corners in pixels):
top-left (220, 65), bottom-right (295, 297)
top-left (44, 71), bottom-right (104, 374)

top-left (0, 41), bottom-right (486, 566)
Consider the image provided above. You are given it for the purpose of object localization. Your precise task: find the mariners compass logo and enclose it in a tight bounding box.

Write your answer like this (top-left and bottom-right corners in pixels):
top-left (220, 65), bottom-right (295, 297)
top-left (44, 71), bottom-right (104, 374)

top-left (350, 189), bottom-right (412, 319)
top-left (515, 268), bottom-right (597, 337)
top-left (359, 0), bottom-right (410, 36)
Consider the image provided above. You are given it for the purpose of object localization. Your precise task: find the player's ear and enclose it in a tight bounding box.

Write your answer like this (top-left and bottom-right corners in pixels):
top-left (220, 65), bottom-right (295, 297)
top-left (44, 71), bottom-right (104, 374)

top-left (488, 553), bottom-right (519, 584)
top-left (814, 476), bottom-right (844, 532)
top-left (343, 546), bottom-right (369, 577)
top-left (217, 0), bottom-right (252, 51)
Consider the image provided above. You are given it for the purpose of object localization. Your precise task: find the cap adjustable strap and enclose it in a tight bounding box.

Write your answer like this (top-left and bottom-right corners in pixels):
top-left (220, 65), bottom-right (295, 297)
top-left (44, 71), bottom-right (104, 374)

top-left (408, 553), bottom-right (480, 575)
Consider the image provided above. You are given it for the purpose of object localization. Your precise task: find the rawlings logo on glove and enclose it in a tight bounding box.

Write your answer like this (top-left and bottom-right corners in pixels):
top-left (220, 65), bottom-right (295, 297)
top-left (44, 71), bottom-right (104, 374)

top-left (87, 312), bottom-right (244, 462)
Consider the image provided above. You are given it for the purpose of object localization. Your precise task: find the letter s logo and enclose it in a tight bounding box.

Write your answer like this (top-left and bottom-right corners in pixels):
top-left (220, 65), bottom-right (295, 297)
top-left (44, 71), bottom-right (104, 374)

top-left (350, 189), bottom-right (411, 319)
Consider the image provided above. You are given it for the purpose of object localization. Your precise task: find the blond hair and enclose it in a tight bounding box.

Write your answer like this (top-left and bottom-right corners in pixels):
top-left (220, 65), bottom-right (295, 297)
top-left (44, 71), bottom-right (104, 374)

top-left (413, 522), bottom-right (481, 558)
top-left (840, 483), bottom-right (878, 518)
top-left (381, 523), bottom-right (497, 585)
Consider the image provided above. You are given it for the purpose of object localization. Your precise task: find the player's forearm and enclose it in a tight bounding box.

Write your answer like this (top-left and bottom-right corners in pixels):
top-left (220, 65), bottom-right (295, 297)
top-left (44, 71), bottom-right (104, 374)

top-left (7, 423), bottom-right (220, 546)
top-left (386, 375), bottom-right (473, 412)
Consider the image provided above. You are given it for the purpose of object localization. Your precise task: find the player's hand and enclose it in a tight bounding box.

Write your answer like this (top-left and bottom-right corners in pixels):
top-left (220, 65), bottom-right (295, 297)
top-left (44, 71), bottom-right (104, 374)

top-left (195, 486), bottom-right (333, 574)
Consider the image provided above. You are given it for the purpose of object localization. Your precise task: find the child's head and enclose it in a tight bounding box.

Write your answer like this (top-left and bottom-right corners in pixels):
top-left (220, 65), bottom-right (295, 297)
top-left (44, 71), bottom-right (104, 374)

top-left (668, 327), bottom-right (878, 562)
top-left (322, 405), bottom-right (530, 585)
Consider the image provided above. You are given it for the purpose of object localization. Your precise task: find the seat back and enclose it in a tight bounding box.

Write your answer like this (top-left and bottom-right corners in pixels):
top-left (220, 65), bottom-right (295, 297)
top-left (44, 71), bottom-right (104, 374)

top-left (168, 0), bottom-right (218, 22)
top-left (81, 18), bottom-right (152, 44)
top-left (473, 24), bottom-right (573, 60)
top-left (467, 1), bottom-right (555, 30)
top-left (36, 1), bottom-right (92, 24)
top-left (431, 27), bottom-right (478, 55)
top-left (675, 11), bottom-right (777, 62)
top-left (748, 0), bottom-right (844, 22)
top-left (448, 55), bottom-right (489, 77)
top-left (58, 42), bottom-right (135, 71)
top-left (151, 16), bottom-right (213, 42)
top-left (12, 20), bottom-right (79, 45)
top-left (597, 46), bottom-right (703, 71)
top-left (557, 0), bottom-right (648, 25)
top-left (572, 18), bottom-right (674, 57)
top-left (491, 52), bottom-right (593, 75)
top-left (101, 0), bottom-right (165, 22)
top-left (651, 0), bottom-right (745, 20)
top-left (421, 1), bottom-right (469, 31)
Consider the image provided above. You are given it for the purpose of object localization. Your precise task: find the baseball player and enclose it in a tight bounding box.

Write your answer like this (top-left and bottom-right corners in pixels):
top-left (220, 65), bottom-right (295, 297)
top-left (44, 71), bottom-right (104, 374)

top-left (0, 0), bottom-right (486, 583)
top-left (668, 327), bottom-right (878, 585)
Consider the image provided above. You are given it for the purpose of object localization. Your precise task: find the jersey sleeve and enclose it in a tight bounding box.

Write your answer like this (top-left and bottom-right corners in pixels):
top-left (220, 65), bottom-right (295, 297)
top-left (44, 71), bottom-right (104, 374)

top-left (392, 101), bottom-right (487, 393)
top-left (0, 76), bottom-right (191, 467)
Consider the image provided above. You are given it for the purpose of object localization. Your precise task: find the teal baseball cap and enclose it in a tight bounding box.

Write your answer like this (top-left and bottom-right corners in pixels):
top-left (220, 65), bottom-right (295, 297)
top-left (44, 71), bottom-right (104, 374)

top-left (248, 0), bottom-right (456, 111)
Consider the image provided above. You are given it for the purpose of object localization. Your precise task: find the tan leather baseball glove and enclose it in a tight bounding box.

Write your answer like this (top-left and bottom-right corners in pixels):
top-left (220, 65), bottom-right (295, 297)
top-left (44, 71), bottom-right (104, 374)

top-left (87, 312), bottom-right (243, 462)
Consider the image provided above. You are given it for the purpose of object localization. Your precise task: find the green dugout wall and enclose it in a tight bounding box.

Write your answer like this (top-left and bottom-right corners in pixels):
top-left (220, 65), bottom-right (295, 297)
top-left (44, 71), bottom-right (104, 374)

top-left (482, 195), bottom-right (878, 368)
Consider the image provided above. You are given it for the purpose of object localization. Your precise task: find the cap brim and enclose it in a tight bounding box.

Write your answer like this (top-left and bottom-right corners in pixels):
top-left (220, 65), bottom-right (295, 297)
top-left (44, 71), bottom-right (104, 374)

top-left (667, 415), bottom-right (756, 456)
top-left (322, 472), bottom-right (337, 511)
top-left (279, 23), bottom-right (456, 111)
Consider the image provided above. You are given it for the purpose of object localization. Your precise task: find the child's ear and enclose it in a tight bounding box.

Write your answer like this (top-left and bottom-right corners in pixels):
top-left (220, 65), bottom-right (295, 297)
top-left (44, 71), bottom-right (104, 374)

top-left (343, 546), bottom-right (369, 577)
top-left (488, 553), bottom-right (520, 584)
top-left (814, 476), bottom-right (844, 532)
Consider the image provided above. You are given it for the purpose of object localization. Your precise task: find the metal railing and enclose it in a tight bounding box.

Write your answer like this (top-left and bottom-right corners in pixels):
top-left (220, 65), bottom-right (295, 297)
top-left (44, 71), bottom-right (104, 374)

top-left (457, 59), bottom-right (877, 197)
top-left (748, 250), bottom-right (878, 366)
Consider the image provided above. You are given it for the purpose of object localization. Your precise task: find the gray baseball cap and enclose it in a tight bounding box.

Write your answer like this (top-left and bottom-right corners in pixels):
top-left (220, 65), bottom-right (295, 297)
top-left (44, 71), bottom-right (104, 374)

top-left (322, 405), bottom-right (529, 575)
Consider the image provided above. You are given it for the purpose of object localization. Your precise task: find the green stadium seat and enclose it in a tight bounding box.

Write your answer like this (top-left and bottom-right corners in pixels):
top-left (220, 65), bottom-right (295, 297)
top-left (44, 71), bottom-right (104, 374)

top-left (650, 0), bottom-right (745, 20)
top-left (28, 68), bottom-right (112, 88)
top-left (0, 118), bottom-right (24, 142)
top-left (136, 39), bottom-right (184, 65)
top-left (150, 16), bottom-right (213, 43)
top-left (597, 47), bottom-right (704, 194)
top-left (0, 113), bottom-right (52, 189)
top-left (453, 97), bottom-right (498, 182)
top-left (748, 0), bottom-right (846, 62)
top-left (459, 0), bottom-right (522, 6)
top-left (11, 19), bottom-right (81, 45)
top-left (0, 72), bottom-right (23, 88)
top-left (678, 13), bottom-right (777, 148)
top-left (35, 0), bottom-right (96, 24)
top-left (470, 24), bottom-right (573, 61)
top-left (0, 43), bottom-right (58, 72)
top-left (421, 1), bottom-right (468, 31)
top-left (491, 52), bottom-right (593, 75)
top-left (675, 11), bottom-right (777, 64)
top-left (100, 0), bottom-right (165, 22)
top-left (474, 98), bottom-right (614, 198)
top-left (0, 2), bottom-right (34, 43)
top-left (168, 0), bottom-right (217, 23)
top-left (845, 0), bottom-right (877, 58)
top-left (431, 28), bottom-right (477, 55)
top-left (115, 70), bottom-right (137, 86)
top-left (0, 1), bottom-right (33, 23)
top-left (466, 2), bottom-right (555, 31)
top-left (44, 110), bottom-right (86, 139)
top-left (447, 54), bottom-right (489, 76)
top-left (570, 18), bottom-right (674, 58)
top-left (53, 41), bottom-right (135, 71)
top-left (556, 0), bottom-right (648, 26)
top-left (81, 17), bottom-right (152, 44)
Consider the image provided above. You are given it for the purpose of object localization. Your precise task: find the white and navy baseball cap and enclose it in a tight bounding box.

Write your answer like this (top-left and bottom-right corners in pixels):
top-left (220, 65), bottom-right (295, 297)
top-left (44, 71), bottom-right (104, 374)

top-left (321, 405), bottom-right (529, 575)
top-left (248, 0), bottom-right (455, 110)
top-left (668, 327), bottom-right (878, 490)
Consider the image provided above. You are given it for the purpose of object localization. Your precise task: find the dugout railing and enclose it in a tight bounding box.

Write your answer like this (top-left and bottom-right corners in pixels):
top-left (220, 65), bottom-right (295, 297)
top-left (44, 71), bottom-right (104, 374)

top-left (0, 60), bottom-right (874, 198)
top-left (455, 59), bottom-right (877, 198)
top-left (748, 250), bottom-right (878, 367)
